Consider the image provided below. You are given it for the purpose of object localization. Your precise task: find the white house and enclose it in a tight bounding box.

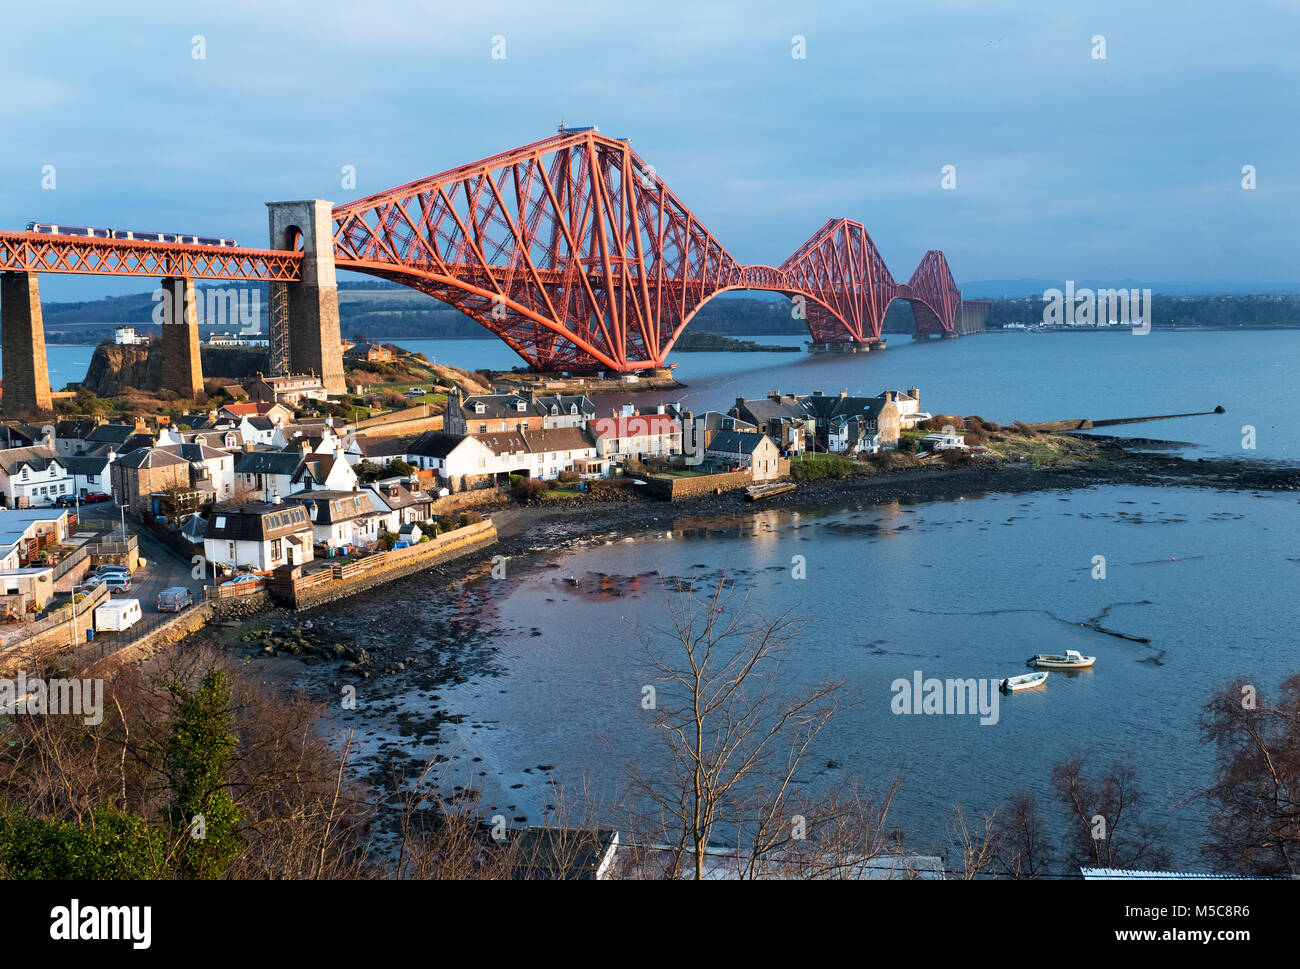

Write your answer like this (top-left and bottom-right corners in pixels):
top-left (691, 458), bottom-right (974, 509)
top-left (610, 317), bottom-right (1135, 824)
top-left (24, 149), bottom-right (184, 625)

top-left (589, 412), bottom-right (681, 464)
top-left (405, 432), bottom-right (496, 489)
top-left (238, 415), bottom-right (282, 447)
top-left (0, 447), bottom-right (74, 507)
top-left (365, 477), bottom-right (434, 530)
top-left (285, 490), bottom-right (384, 550)
top-left (114, 326), bottom-right (148, 345)
top-left (64, 454), bottom-right (113, 496)
top-left (341, 432), bottom-right (410, 468)
top-left (476, 427), bottom-right (598, 481)
top-left (233, 450), bottom-right (303, 503)
top-left (289, 451), bottom-right (357, 493)
top-left (533, 393), bottom-right (597, 429)
top-left (202, 501), bottom-right (315, 573)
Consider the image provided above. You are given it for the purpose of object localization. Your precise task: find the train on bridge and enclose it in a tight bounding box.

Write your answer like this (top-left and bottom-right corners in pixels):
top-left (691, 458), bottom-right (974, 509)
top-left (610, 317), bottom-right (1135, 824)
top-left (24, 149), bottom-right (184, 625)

top-left (25, 222), bottom-right (238, 247)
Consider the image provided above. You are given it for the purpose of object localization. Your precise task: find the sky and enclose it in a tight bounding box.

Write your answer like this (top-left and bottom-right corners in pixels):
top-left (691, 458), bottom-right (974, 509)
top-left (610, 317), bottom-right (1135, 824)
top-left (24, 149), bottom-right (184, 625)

top-left (3, 0), bottom-right (1299, 301)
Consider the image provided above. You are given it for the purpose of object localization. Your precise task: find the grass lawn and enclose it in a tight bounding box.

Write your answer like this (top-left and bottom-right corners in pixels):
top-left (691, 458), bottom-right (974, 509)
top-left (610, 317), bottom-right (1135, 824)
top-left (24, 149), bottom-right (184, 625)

top-left (652, 468), bottom-right (707, 478)
top-left (541, 488), bottom-right (582, 499)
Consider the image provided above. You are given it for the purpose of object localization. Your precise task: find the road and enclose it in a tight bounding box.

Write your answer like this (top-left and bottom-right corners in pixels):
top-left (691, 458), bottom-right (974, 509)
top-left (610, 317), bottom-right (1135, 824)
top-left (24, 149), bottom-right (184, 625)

top-left (76, 504), bottom-right (200, 617)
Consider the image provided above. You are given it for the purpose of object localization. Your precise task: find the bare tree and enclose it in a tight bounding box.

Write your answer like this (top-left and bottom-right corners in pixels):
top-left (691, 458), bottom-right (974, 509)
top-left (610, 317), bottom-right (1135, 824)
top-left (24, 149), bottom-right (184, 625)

top-left (949, 804), bottom-right (1000, 879)
top-left (628, 574), bottom-right (843, 880)
top-left (992, 790), bottom-right (1056, 879)
top-left (1052, 757), bottom-right (1171, 872)
top-left (1200, 674), bottom-right (1300, 875)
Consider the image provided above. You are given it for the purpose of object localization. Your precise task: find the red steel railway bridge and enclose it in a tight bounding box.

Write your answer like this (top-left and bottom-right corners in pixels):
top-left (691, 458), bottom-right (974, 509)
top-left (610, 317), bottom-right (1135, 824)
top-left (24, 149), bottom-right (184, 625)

top-left (0, 128), bottom-right (988, 414)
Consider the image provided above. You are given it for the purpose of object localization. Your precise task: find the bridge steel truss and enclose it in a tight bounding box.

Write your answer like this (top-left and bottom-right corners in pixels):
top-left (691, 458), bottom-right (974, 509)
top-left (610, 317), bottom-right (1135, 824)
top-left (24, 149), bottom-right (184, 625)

top-left (332, 130), bottom-right (965, 372)
top-left (0, 232), bottom-right (303, 281)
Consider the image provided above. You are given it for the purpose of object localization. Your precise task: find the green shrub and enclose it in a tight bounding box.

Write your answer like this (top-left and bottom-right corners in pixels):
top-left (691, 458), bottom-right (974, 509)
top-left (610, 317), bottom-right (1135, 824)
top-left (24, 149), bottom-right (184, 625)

top-left (790, 455), bottom-right (852, 480)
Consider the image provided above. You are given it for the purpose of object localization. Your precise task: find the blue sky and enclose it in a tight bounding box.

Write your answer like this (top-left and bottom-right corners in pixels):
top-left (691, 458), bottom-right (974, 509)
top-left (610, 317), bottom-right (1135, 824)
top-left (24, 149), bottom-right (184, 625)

top-left (3, 0), bottom-right (1298, 301)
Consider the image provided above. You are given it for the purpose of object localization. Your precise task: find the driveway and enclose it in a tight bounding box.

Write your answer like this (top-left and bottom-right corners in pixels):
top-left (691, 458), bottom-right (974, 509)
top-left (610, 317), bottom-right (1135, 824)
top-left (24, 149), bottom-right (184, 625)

top-left (75, 504), bottom-right (199, 616)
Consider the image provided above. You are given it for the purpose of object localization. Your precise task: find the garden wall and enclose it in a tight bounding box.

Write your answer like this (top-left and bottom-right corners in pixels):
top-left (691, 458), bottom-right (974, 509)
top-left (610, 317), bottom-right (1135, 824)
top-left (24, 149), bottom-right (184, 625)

top-left (286, 520), bottom-right (497, 610)
top-left (641, 469), bottom-right (753, 500)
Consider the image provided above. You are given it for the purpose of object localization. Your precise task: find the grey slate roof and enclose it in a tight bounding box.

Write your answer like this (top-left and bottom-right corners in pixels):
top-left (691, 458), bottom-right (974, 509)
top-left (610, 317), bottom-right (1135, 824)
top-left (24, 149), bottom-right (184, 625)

top-left (706, 430), bottom-right (772, 455)
top-left (407, 431), bottom-right (466, 459)
top-left (111, 447), bottom-right (189, 470)
top-left (234, 451), bottom-right (303, 476)
top-left (0, 446), bottom-right (66, 475)
top-left (85, 424), bottom-right (136, 446)
top-left (63, 455), bottom-right (110, 476)
top-left (284, 490), bottom-right (380, 524)
top-left (203, 503), bottom-right (313, 542)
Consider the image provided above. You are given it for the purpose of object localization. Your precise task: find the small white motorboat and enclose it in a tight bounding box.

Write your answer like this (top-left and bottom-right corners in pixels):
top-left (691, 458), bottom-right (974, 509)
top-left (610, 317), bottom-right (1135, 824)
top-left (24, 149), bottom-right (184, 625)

top-left (1000, 671), bottom-right (1049, 692)
top-left (1029, 650), bottom-right (1095, 669)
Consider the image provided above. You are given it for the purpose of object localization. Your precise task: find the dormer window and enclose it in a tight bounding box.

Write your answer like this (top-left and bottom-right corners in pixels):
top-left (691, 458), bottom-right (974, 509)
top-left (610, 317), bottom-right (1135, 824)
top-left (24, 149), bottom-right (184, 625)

top-left (569, 404), bottom-right (577, 415)
top-left (474, 403), bottom-right (486, 414)
top-left (516, 401), bottom-right (527, 412)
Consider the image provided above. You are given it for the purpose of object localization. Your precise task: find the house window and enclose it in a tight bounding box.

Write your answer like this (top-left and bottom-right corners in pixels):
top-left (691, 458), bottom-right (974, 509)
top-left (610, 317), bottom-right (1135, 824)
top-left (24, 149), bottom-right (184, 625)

top-left (479, 423), bottom-right (487, 434)
top-left (271, 538), bottom-right (282, 560)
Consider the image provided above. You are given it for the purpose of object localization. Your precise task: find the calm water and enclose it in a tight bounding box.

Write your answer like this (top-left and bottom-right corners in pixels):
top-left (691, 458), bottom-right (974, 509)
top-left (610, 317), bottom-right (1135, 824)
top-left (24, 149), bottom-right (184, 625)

top-left (404, 330), bottom-right (1300, 460)
top-left (28, 331), bottom-right (1299, 463)
top-left (424, 485), bottom-right (1300, 869)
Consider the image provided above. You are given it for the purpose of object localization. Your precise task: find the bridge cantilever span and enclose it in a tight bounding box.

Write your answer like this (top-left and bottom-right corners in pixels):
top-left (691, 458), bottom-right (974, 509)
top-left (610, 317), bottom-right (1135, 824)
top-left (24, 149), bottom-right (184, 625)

top-left (0, 129), bottom-right (973, 415)
top-left (332, 129), bottom-right (970, 371)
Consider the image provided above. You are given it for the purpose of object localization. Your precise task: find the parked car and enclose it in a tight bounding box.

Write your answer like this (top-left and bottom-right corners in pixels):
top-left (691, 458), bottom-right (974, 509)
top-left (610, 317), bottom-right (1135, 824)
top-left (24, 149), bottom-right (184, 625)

top-left (100, 574), bottom-right (131, 594)
top-left (227, 574), bottom-right (261, 585)
top-left (157, 587), bottom-right (194, 612)
top-left (83, 492), bottom-right (113, 503)
top-left (91, 565), bottom-right (130, 578)
top-left (55, 494), bottom-right (77, 507)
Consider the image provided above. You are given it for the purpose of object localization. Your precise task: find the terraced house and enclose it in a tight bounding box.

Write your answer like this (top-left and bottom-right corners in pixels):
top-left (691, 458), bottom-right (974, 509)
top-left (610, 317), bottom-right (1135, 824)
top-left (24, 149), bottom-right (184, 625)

top-left (444, 392), bottom-right (548, 436)
top-left (0, 446), bottom-right (73, 508)
top-left (285, 489), bottom-right (384, 551)
top-left (477, 427), bottom-right (600, 481)
top-left (444, 391), bottom-right (597, 436)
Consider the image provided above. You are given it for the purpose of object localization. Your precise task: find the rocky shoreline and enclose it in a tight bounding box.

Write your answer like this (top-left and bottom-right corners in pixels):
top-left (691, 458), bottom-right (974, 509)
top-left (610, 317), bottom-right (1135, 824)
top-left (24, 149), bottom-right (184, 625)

top-left (198, 439), bottom-right (1300, 826)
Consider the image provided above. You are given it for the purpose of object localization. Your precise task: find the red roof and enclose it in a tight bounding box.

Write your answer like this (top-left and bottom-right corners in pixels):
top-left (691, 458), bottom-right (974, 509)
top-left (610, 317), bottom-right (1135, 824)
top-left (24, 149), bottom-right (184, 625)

top-left (590, 415), bottom-right (679, 440)
top-left (222, 402), bottom-right (278, 417)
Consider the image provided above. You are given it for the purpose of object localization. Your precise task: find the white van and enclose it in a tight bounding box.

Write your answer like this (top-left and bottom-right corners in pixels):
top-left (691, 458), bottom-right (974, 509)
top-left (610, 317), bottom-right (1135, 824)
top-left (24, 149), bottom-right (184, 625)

top-left (94, 598), bottom-right (142, 632)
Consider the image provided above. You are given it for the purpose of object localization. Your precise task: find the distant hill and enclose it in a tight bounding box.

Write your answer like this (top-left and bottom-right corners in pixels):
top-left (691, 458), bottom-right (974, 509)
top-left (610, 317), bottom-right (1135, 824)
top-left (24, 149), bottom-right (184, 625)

top-left (32, 280), bottom-right (1300, 344)
top-left (959, 279), bottom-right (1300, 298)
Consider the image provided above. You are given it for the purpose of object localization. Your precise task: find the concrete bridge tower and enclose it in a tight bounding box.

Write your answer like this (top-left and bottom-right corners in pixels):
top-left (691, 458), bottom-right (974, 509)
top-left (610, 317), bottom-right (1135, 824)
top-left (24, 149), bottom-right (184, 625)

top-left (266, 200), bottom-right (346, 396)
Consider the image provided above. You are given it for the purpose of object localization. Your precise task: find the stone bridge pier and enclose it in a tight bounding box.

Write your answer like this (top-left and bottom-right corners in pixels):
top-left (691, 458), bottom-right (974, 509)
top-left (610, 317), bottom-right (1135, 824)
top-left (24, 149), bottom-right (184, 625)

top-left (0, 271), bottom-right (53, 415)
top-left (267, 200), bottom-right (346, 395)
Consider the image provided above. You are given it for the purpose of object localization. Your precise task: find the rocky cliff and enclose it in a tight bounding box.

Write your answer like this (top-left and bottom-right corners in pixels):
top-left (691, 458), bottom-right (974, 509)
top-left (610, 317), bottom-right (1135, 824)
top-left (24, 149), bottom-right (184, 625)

top-left (81, 343), bottom-right (159, 396)
top-left (79, 343), bottom-right (269, 396)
